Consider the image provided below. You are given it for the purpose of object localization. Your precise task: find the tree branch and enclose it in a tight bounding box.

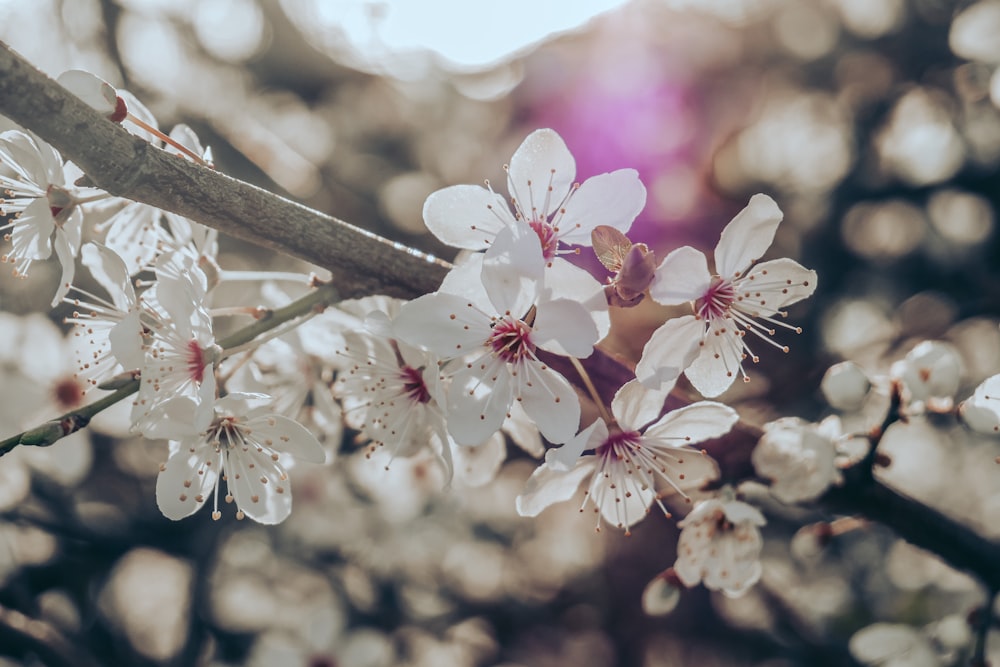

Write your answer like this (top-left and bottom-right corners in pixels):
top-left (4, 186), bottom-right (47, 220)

top-left (0, 41), bottom-right (450, 300)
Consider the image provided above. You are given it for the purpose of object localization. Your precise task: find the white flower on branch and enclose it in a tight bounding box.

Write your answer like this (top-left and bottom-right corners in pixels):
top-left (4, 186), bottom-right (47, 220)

top-left (132, 251), bottom-right (220, 436)
top-left (516, 380), bottom-right (736, 534)
top-left (890, 340), bottom-right (962, 413)
top-left (155, 392), bottom-right (325, 524)
top-left (673, 491), bottom-right (766, 597)
top-left (636, 194), bottom-right (817, 397)
top-left (64, 243), bottom-right (145, 391)
top-left (0, 129), bottom-right (83, 305)
top-left (394, 226), bottom-right (598, 446)
top-left (959, 372), bottom-right (1000, 434)
top-left (423, 128), bottom-right (647, 264)
top-left (752, 416), bottom-right (849, 503)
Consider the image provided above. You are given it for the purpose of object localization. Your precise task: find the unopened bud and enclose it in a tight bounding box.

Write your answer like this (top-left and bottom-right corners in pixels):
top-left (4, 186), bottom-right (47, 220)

top-left (821, 361), bottom-right (871, 411)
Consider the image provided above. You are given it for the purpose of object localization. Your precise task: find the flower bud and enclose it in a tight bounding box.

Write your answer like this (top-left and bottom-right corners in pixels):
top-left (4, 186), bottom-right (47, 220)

top-left (57, 70), bottom-right (127, 122)
top-left (820, 361), bottom-right (871, 411)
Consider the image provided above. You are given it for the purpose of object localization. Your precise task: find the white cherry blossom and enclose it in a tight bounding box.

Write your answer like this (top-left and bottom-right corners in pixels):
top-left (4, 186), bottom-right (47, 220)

top-left (636, 194), bottom-right (817, 397)
top-left (131, 251), bottom-right (219, 436)
top-left (64, 243), bottom-right (145, 391)
top-left (516, 380), bottom-right (736, 533)
top-left (673, 492), bottom-right (766, 597)
top-left (393, 226), bottom-right (597, 446)
top-left (423, 128), bottom-right (646, 262)
top-left (155, 392), bottom-right (325, 524)
top-left (752, 416), bottom-right (846, 503)
top-left (890, 340), bottom-right (962, 412)
top-left (958, 373), bottom-right (1000, 434)
top-left (0, 130), bottom-right (84, 306)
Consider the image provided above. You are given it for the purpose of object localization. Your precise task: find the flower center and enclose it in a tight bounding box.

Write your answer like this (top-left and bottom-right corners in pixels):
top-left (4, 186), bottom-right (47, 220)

top-left (186, 339), bottom-right (206, 383)
top-left (52, 376), bottom-right (85, 411)
top-left (488, 316), bottom-right (535, 363)
top-left (399, 365), bottom-right (432, 404)
top-left (528, 219), bottom-right (559, 261)
top-left (595, 427), bottom-right (643, 459)
top-left (46, 185), bottom-right (75, 225)
top-left (696, 277), bottom-right (735, 321)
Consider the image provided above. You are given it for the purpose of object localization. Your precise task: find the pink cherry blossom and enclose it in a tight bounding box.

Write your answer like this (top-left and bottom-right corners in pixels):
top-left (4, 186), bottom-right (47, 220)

top-left (636, 194), bottom-right (817, 397)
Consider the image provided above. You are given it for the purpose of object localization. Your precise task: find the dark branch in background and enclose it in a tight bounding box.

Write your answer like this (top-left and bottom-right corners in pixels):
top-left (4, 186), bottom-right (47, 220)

top-left (0, 41), bottom-right (450, 300)
top-left (0, 602), bottom-right (101, 667)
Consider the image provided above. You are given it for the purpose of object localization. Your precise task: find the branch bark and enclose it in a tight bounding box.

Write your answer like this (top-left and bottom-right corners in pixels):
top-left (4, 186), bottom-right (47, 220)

top-left (0, 41), bottom-right (450, 300)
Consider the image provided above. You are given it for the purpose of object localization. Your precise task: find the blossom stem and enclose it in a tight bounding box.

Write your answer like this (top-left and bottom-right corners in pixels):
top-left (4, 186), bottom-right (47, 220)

top-left (569, 356), bottom-right (614, 426)
top-left (0, 281), bottom-right (341, 455)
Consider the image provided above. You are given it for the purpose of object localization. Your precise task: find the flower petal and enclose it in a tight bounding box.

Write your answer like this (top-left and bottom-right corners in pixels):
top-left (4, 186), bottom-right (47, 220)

top-left (544, 258), bottom-right (610, 341)
top-left (507, 129), bottom-right (576, 215)
top-left (635, 314), bottom-right (703, 389)
top-left (533, 297), bottom-right (598, 359)
top-left (11, 197), bottom-right (54, 261)
top-left (393, 292), bottom-right (489, 358)
top-left (50, 228), bottom-right (76, 307)
top-left (714, 193), bottom-right (783, 279)
top-left (611, 380), bottom-right (671, 432)
top-left (82, 243), bottom-right (136, 311)
top-left (516, 359), bottom-right (581, 444)
top-left (481, 225), bottom-right (543, 316)
top-left (684, 329), bottom-right (745, 398)
top-left (737, 257), bottom-right (817, 314)
top-left (446, 357), bottom-right (512, 445)
top-left (557, 169), bottom-right (647, 245)
top-left (156, 439), bottom-right (218, 520)
top-left (515, 457), bottom-right (597, 518)
top-left (224, 446), bottom-right (293, 524)
top-left (546, 419), bottom-right (608, 471)
top-left (57, 70), bottom-right (118, 116)
top-left (423, 184), bottom-right (510, 250)
top-left (649, 246), bottom-right (712, 306)
top-left (643, 401), bottom-right (739, 444)
top-left (245, 414), bottom-right (326, 464)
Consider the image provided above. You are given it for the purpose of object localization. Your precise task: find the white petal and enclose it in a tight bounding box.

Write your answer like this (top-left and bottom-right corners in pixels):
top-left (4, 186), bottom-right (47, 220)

top-left (714, 193), bottom-right (783, 279)
top-left (108, 309), bottom-right (144, 370)
top-left (138, 397), bottom-right (205, 440)
top-left (57, 70), bottom-right (118, 116)
top-left (452, 431), bottom-right (506, 487)
top-left (516, 360), bottom-right (581, 444)
top-left (515, 458), bottom-right (597, 517)
top-left (437, 252), bottom-right (493, 310)
top-left (446, 359), bottom-right (512, 445)
top-left (245, 414), bottom-right (326, 464)
top-left (684, 329), bottom-right (744, 398)
top-left (155, 439), bottom-right (218, 520)
top-left (546, 419), bottom-right (608, 471)
top-left (611, 379), bottom-right (671, 432)
top-left (224, 447), bottom-right (293, 524)
top-left (50, 229), bottom-right (76, 307)
top-left (592, 471), bottom-right (657, 530)
top-left (11, 198), bottom-right (54, 260)
top-left (423, 184), bottom-right (511, 250)
top-left (103, 202), bottom-right (160, 276)
top-left (544, 258), bottom-right (610, 341)
top-left (393, 292), bottom-right (489, 358)
top-left (736, 257), bottom-right (817, 314)
top-left (635, 315), bottom-right (703, 389)
top-left (533, 297), bottom-right (598, 359)
top-left (722, 499), bottom-right (767, 526)
top-left (649, 246), bottom-right (712, 306)
top-left (643, 401), bottom-right (739, 444)
top-left (503, 401), bottom-right (544, 457)
top-left (507, 129), bottom-right (576, 215)
top-left (557, 169), bottom-right (647, 245)
top-left (82, 243), bottom-right (136, 310)
top-left (481, 225), bottom-right (543, 316)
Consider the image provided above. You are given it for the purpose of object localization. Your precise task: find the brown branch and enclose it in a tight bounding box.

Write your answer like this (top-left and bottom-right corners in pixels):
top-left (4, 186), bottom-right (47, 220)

top-left (0, 41), bottom-right (450, 300)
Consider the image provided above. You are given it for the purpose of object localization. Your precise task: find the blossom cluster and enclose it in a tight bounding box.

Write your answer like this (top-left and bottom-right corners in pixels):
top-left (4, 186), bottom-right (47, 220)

top-left (0, 71), bottom-right (830, 602)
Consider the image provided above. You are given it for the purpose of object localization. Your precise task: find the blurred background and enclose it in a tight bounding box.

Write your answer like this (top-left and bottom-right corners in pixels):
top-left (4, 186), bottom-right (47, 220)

top-left (1, 0), bottom-right (1000, 665)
